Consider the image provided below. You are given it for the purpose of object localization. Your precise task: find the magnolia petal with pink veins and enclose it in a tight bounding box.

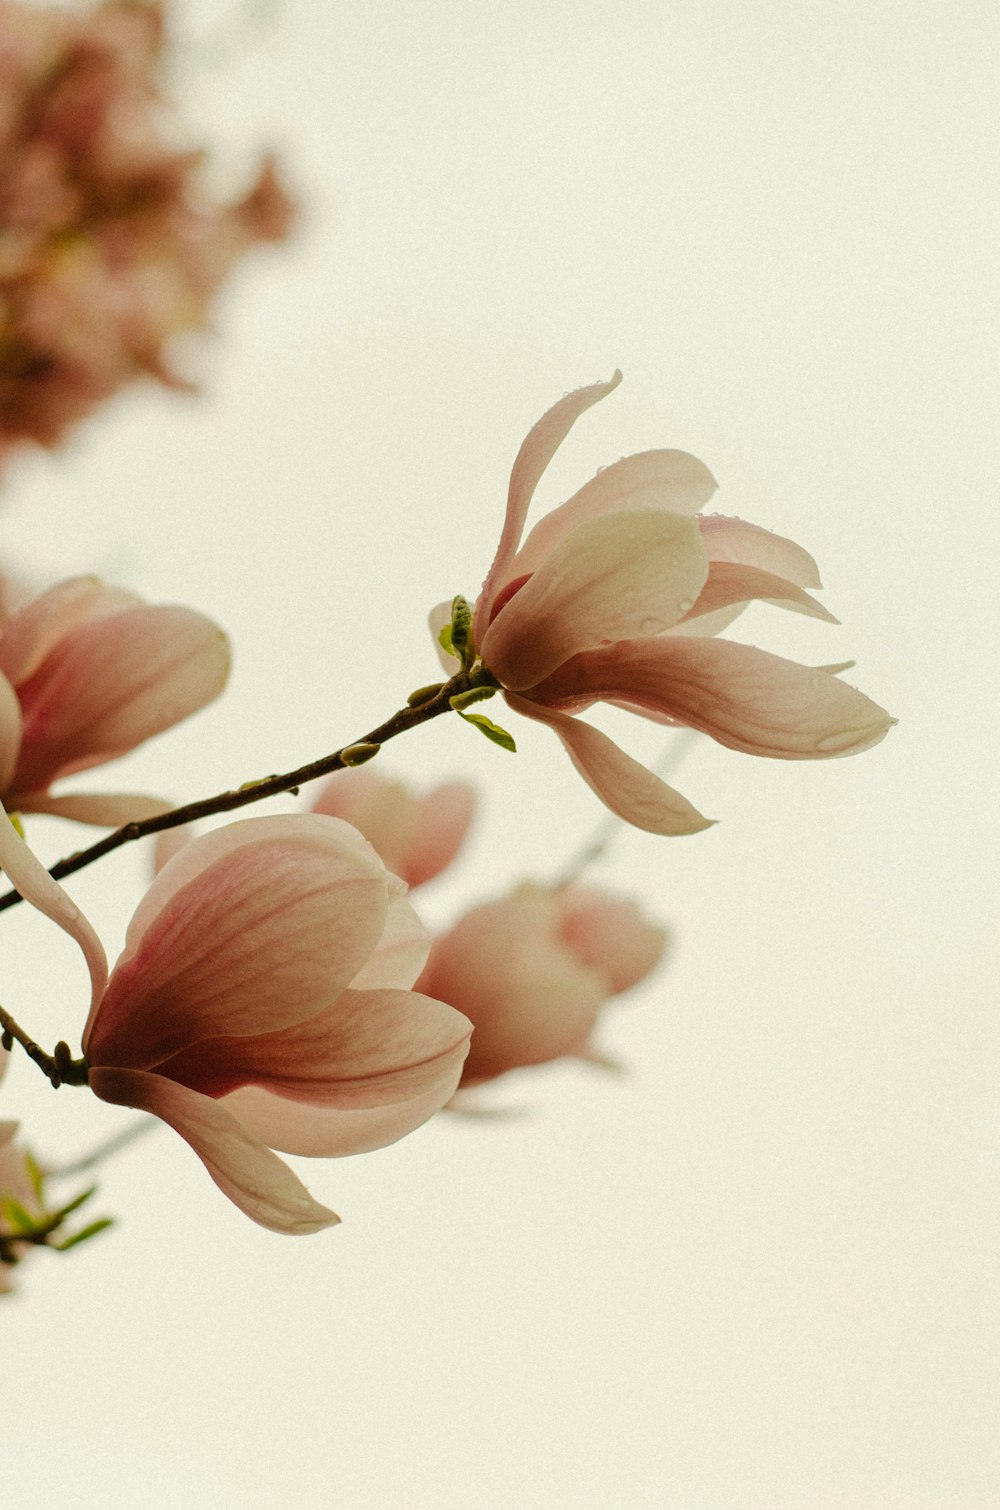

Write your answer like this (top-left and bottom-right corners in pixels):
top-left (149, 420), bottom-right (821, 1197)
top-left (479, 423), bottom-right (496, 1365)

top-left (481, 510), bottom-right (709, 691)
top-left (509, 447), bottom-right (718, 580)
top-left (83, 817), bottom-right (393, 1065)
top-left (0, 577), bottom-right (142, 686)
top-left (535, 638), bottom-right (896, 758)
top-left (12, 605), bottom-right (230, 795)
top-left (474, 372), bottom-right (622, 647)
top-left (88, 1068), bottom-right (339, 1234)
top-left (221, 1075), bottom-right (466, 1159)
top-left (505, 696), bottom-right (714, 835)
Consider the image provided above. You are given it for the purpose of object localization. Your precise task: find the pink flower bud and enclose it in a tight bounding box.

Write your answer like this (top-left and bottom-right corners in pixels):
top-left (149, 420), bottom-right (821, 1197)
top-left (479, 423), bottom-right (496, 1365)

top-left (415, 882), bottom-right (667, 1086)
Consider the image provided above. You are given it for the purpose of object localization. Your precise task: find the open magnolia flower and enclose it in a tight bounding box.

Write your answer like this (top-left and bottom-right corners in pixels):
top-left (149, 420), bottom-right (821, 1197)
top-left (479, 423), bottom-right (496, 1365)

top-left (434, 372), bottom-right (893, 834)
top-left (415, 882), bottom-right (667, 1086)
top-left (0, 575), bottom-right (230, 825)
top-left (310, 768), bottom-right (476, 889)
top-left (0, 805), bottom-right (472, 1233)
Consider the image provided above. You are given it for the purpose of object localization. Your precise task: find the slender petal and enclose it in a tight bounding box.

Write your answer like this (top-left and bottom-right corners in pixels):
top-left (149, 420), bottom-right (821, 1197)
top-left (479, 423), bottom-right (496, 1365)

top-left (699, 516), bottom-right (822, 588)
top-left (482, 511), bottom-right (709, 690)
top-left (13, 605), bottom-right (231, 794)
top-left (0, 796), bottom-right (109, 1012)
top-left (678, 562), bottom-right (838, 626)
top-left (221, 1077), bottom-right (462, 1158)
top-left (84, 816), bottom-right (391, 1066)
top-left (510, 448), bottom-right (717, 579)
top-left (534, 638), bottom-right (896, 758)
top-left (473, 373), bottom-right (622, 647)
top-left (506, 696), bottom-right (714, 834)
top-left (89, 1068), bottom-right (340, 1234)
top-left (17, 790), bottom-right (173, 825)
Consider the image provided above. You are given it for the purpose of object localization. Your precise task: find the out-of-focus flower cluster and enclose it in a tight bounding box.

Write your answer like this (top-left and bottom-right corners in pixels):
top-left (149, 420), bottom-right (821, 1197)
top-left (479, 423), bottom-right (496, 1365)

top-left (0, 0), bottom-right (293, 466)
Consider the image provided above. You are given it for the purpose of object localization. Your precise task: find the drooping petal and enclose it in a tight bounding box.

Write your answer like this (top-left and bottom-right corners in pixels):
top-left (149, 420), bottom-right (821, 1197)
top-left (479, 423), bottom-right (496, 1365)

top-left (0, 576), bottom-right (142, 686)
top-left (699, 516), bottom-right (822, 588)
top-left (84, 815), bottom-right (392, 1067)
top-left (510, 448), bottom-right (717, 579)
top-left (17, 790), bottom-right (173, 825)
top-left (88, 1067), bottom-right (340, 1234)
top-left (481, 511), bottom-right (709, 690)
top-left (12, 605), bottom-right (231, 795)
top-left (534, 638), bottom-right (896, 758)
top-left (677, 561), bottom-right (838, 626)
top-left (0, 796), bottom-right (108, 1012)
top-left (473, 373), bottom-right (622, 647)
top-left (221, 1076), bottom-right (460, 1158)
top-left (506, 696), bottom-right (714, 835)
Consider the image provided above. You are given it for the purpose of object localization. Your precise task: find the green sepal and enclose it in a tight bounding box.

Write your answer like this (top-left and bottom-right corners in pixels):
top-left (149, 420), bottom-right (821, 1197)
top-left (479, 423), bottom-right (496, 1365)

top-left (0, 1197), bottom-right (36, 1236)
top-left (47, 1185), bottom-right (97, 1224)
top-left (449, 686), bottom-right (496, 712)
top-left (23, 1152), bottom-right (45, 1203)
top-left (456, 710), bottom-right (517, 752)
top-left (52, 1218), bottom-right (113, 1253)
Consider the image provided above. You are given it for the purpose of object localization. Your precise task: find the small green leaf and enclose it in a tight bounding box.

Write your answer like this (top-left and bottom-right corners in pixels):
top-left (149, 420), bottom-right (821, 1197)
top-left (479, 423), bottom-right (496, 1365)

top-left (449, 686), bottom-right (496, 712)
top-left (437, 622), bottom-right (455, 658)
top-left (457, 711), bottom-right (517, 752)
top-left (48, 1184), bottom-right (97, 1224)
top-left (24, 1152), bottom-right (45, 1203)
top-left (52, 1218), bottom-right (113, 1252)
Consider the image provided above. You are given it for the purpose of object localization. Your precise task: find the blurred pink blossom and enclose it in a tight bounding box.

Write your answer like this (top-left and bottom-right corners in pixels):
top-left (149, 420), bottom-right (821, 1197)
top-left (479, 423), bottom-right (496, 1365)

top-left (310, 767), bottom-right (476, 889)
top-left (415, 881), bottom-right (667, 1086)
top-left (80, 815), bottom-right (472, 1233)
top-left (0, 0), bottom-right (294, 466)
top-left (0, 575), bottom-right (230, 825)
top-left (438, 373), bottom-right (894, 834)
top-left (0, 1120), bottom-right (42, 1293)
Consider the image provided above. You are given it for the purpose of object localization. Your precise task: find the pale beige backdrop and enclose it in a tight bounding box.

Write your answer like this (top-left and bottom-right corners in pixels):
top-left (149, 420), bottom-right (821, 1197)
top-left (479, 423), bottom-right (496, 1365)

top-left (2, 1), bottom-right (996, 1506)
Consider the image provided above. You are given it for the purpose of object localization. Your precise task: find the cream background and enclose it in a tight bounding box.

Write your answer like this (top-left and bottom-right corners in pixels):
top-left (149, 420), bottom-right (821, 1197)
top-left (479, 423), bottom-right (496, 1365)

top-left (1, 1), bottom-right (997, 1505)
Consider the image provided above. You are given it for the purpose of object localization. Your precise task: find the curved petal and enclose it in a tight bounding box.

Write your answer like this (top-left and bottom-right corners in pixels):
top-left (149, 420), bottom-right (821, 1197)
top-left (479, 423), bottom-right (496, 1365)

top-left (85, 815), bottom-right (392, 1068)
top-left (535, 638), bottom-right (896, 758)
top-left (0, 576), bottom-right (142, 686)
top-left (0, 673), bottom-right (22, 794)
top-left (678, 562), bottom-right (838, 626)
top-left (350, 893), bottom-right (431, 990)
top-left (699, 516), bottom-right (822, 588)
top-left (510, 448), bottom-right (717, 579)
top-left (555, 889), bottom-right (668, 995)
top-left (12, 605), bottom-right (231, 795)
top-left (0, 796), bottom-right (109, 1013)
top-left (88, 1067), bottom-right (339, 1234)
top-left (221, 1076), bottom-right (459, 1158)
top-left (481, 511), bottom-right (709, 690)
top-left (17, 789), bottom-right (173, 825)
top-left (473, 373), bottom-right (622, 647)
top-left (506, 696), bottom-right (714, 835)
top-left (311, 769), bottom-right (417, 878)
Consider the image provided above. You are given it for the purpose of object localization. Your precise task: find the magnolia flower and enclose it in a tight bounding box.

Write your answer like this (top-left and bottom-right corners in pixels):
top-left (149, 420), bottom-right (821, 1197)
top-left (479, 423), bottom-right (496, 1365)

top-left (435, 373), bottom-right (893, 834)
top-left (415, 882), bottom-right (666, 1085)
top-left (63, 814), bottom-right (468, 1234)
top-left (310, 768), bottom-right (476, 888)
top-left (0, 0), bottom-right (294, 465)
top-left (0, 575), bottom-right (230, 826)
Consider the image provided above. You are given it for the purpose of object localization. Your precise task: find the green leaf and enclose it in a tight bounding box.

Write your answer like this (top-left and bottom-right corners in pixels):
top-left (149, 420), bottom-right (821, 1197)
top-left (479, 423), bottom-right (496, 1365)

top-left (23, 1152), bottom-right (45, 1203)
top-left (48, 1184), bottom-right (97, 1224)
top-left (456, 711), bottom-right (517, 752)
top-left (437, 622), bottom-right (455, 658)
top-left (52, 1218), bottom-right (113, 1252)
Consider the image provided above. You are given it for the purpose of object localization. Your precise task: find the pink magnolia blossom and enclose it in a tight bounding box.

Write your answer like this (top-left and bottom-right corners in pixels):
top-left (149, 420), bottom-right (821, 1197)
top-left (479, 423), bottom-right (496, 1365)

top-left (0, 0), bottom-right (294, 466)
top-left (0, 575), bottom-right (230, 825)
top-left (436, 373), bottom-right (894, 835)
top-left (415, 882), bottom-right (667, 1086)
top-left (78, 815), bottom-right (472, 1233)
top-left (310, 768), bottom-right (476, 888)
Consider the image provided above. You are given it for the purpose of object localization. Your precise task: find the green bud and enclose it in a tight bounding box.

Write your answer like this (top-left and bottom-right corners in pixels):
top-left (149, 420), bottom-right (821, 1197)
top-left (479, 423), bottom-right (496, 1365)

top-left (449, 686), bottom-right (496, 712)
top-left (341, 742), bottom-right (381, 767)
